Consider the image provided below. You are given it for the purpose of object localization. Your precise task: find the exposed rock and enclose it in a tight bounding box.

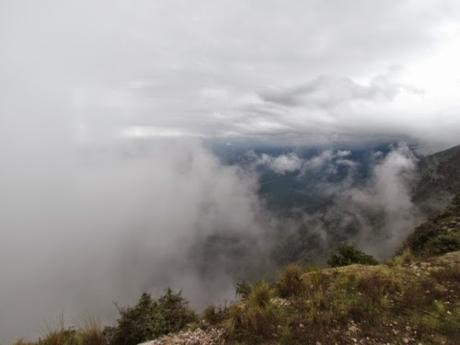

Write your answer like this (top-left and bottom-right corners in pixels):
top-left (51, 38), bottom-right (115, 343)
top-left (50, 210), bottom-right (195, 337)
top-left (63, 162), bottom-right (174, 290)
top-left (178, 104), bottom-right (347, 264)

top-left (139, 328), bottom-right (224, 345)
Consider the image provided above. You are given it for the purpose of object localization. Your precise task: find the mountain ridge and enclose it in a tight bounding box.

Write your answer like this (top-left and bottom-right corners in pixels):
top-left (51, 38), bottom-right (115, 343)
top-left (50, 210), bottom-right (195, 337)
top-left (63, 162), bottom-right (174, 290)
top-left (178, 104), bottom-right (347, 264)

top-left (413, 144), bottom-right (460, 214)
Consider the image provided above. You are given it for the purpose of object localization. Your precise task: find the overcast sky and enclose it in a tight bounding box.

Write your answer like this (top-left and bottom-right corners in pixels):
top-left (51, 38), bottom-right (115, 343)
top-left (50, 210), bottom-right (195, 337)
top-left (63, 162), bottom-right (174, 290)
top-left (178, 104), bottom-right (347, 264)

top-left (2, 0), bottom-right (460, 149)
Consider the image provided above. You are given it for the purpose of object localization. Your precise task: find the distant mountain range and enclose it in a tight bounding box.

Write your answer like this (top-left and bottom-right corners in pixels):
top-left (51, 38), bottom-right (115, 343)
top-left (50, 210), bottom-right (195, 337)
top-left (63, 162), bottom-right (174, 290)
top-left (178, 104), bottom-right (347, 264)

top-left (212, 141), bottom-right (460, 217)
top-left (208, 141), bottom-right (460, 265)
top-left (211, 141), bottom-right (399, 215)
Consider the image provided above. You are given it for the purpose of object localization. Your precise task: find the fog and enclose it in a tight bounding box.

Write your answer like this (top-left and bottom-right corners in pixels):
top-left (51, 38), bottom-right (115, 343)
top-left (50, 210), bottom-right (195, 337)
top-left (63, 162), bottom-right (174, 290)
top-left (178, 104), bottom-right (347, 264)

top-left (0, 137), bottom-right (277, 342)
top-left (2, 0), bottom-right (460, 342)
top-left (332, 144), bottom-right (420, 258)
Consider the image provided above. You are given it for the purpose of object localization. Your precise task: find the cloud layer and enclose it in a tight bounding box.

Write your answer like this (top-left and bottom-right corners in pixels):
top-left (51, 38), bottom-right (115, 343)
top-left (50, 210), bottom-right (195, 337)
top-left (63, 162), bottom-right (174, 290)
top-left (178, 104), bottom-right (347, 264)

top-left (272, 144), bottom-right (421, 262)
top-left (0, 139), bottom-right (275, 342)
top-left (1, 0), bottom-right (460, 148)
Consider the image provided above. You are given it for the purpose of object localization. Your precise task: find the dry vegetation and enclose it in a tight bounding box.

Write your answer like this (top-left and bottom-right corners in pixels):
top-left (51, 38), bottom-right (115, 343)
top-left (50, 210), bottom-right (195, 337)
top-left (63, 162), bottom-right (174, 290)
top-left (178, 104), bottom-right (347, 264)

top-left (205, 251), bottom-right (460, 345)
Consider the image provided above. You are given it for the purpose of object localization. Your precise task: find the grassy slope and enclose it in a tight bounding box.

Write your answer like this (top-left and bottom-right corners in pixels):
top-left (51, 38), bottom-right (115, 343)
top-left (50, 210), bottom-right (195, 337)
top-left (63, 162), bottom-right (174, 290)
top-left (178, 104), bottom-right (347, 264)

top-left (203, 195), bottom-right (460, 345)
top-left (206, 251), bottom-right (459, 345)
top-left (13, 257), bottom-right (460, 345)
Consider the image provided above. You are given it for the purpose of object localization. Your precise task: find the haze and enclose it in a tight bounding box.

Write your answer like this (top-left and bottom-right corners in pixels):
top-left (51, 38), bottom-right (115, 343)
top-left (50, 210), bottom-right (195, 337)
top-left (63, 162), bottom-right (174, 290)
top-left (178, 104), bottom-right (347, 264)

top-left (1, 0), bottom-right (460, 342)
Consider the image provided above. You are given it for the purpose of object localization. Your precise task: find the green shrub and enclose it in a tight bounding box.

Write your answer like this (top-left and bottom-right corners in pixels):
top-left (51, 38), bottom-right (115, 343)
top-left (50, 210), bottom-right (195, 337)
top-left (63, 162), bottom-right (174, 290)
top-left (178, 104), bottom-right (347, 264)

top-left (111, 289), bottom-right (196, 345)
top-left (328, 245), bottom-right (378, 267)
top-left (424, 232), bottom-right (460, 256)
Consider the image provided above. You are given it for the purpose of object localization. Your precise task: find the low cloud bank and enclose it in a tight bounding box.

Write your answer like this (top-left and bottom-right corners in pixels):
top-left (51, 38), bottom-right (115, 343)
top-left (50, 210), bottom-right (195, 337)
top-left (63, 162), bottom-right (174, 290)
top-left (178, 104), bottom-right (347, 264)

top-left (0, 139), bottom-right (274, 342)
top-left (0, 126), bottom-right (423, 343)
top-left (253, 144), bottom-right (421, 262)
top-left (333, 144), bottom-right (421, 257)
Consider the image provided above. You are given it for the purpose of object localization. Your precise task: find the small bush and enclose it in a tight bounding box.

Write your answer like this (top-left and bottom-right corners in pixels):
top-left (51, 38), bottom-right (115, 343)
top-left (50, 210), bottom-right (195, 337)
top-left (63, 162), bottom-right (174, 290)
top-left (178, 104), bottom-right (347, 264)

top-left (328, 245), bottom-right (378, 267)
top-left (111, 289), bottom-right (197, 345)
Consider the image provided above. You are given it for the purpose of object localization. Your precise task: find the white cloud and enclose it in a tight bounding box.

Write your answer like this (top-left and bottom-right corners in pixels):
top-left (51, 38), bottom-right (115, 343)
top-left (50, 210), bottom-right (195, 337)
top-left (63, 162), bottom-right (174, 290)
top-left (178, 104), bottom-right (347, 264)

top-left (2, 0), bottom-right (460, 148)
top-left (250, 150), bottom-right (358, 175)
top-left (336, 144), bottom-right (420, 257)
top-left (259, 153), bottom-right (304, 174)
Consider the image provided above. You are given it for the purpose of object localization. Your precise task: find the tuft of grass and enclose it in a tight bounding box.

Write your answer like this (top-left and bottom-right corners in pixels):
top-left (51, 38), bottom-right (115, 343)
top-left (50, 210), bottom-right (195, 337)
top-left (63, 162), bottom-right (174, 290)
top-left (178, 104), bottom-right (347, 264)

top-left (224, 282), bottom-right (279, 343)
top-left (12, 341), bottom-right (35, 345)
top-left (79, 320), bottom-right (107, 345)
top-left (14, 317), bottom-right (108, 345)
top-left (247, 282), bottom-right (272, 309)
top-left (388, 248), bottom-right (415, 266)
top-left (276, 264), bottom-right (304, 298)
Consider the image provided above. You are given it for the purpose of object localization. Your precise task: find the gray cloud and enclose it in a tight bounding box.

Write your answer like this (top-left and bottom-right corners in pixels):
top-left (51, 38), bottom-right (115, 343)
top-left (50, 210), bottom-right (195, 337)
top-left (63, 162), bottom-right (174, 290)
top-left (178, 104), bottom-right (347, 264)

top-left (2, 0), bottom-right (460, 147)
top-left (259, 75), bottom-right (424, 108)
top-left (336, 144), bottom-right (421, 257)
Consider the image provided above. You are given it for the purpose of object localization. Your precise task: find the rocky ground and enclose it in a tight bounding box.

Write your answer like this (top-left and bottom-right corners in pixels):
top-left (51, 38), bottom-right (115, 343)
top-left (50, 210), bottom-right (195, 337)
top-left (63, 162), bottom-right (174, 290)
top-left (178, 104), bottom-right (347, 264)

top-left (139, 328), bottom-right (224, 345)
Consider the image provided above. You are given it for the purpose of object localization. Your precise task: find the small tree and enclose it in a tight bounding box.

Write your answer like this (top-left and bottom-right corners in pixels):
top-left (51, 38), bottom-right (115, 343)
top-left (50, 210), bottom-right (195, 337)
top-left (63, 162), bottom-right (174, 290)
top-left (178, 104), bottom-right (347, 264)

top-left (328, 245), bottom-right (378, 267)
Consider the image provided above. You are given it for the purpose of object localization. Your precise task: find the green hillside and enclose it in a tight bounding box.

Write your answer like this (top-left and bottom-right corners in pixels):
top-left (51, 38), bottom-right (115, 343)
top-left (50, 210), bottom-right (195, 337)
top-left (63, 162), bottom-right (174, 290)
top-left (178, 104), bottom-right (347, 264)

top-left (414, 145), bottom-right (460, 214)
top-left (404, 194), bottom-right (460, 257)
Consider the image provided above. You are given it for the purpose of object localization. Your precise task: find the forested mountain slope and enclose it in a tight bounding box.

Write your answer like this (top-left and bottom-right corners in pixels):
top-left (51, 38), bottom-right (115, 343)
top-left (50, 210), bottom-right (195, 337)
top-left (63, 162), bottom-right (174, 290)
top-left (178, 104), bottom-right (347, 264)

top-left (414, 145), bottom-right (460, 214)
